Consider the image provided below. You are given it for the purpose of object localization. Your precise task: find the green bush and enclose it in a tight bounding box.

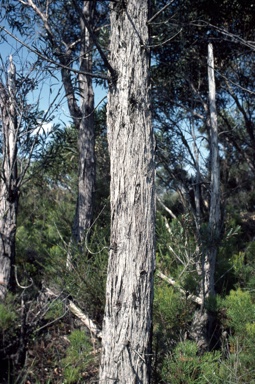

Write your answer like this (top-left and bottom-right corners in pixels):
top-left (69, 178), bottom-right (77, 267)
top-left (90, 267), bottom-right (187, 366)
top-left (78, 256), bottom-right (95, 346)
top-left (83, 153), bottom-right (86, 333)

top-left (0, 295), bottom-right (17, 333)
top-left (161, 340), bottom-right (221, 384)
top-left (62, 330), bottom-right (94, 383)
top-left (219, 288), bottom-right (255, 382)
top-left (44, 299), bottom-right (65, 321)
top-left (223, 288), bottom-right (255, 334)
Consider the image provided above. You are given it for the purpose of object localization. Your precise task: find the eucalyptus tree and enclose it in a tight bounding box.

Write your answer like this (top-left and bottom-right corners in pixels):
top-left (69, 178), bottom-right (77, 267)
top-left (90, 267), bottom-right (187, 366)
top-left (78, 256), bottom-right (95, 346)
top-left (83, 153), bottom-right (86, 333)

top-left (0, 54), bottom-right (51, 300)
top-left (99, 0), bottom-right (155, 381)
top-left (150, 0), bottom-right (255, 351)
top-left (0, 56), bottom-right (18, 299)
top-left (2, 0), bottom-right (109, 250)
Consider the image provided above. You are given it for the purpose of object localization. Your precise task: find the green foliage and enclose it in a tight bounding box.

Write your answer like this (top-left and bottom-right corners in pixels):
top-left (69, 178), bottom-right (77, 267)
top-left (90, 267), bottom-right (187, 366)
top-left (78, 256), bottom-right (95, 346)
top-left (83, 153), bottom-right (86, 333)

top-left (62, 330), bottom-right (93, 384)
top-left (156, 212), bottom-right (198, 282)
top-left (153, 278), bottom-right (193, 381)
top-left (161, 340), bottom-right (221, 384)
top-left (0, 295), bottom-right (17, 332)
top-left (44, 299), bottom-right (64, 321)
top-left (154, 282), bottom-right (189, 331)
top-left (63, 241), bottom-right (108, 323)
top-left (238, 241), bottom-right (255, 290)
top-left (218, 289), bottom-right (255, 381)
top-left (223, 288), bottom-right (255, 333)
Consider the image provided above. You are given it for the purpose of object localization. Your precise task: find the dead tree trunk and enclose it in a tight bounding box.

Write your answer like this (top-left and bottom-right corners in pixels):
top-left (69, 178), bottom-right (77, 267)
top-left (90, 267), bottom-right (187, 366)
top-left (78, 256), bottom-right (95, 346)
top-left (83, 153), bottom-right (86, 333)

top-left (191, 43), bottom-right (221, 351)
top-left (0, 56), bottom-right (18, 300)
top-left (99, 1), bottom-right (155, 382)
top-left (203, 43), bottom-right (221, 302)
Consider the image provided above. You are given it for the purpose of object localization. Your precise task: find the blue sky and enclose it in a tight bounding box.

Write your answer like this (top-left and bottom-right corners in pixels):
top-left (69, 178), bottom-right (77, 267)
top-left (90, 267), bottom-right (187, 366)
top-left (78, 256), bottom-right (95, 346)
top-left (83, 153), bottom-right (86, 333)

top-left (0, 24), bottom-right (107, 133)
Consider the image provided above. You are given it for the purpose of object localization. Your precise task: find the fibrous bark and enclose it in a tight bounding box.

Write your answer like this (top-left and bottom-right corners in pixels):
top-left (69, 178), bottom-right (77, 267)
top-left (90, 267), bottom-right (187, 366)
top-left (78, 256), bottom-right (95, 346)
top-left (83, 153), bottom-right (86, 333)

top-left (99, 1), bottom-right (155, 382)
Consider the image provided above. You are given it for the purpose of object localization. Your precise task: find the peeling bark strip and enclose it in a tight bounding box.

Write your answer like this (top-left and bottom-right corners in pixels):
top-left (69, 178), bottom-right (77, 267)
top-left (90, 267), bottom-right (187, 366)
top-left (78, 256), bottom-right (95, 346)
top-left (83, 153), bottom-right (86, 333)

top-left (99, 1), bottom-right (155, 383)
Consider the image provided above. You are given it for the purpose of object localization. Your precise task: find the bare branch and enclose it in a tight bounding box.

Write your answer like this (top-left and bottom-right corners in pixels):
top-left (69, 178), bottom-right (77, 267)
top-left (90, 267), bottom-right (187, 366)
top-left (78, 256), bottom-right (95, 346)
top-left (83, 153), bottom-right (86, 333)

top-left (157, 195), bottom-right (177, 219)
top-left (147, 0), bottom-right (174, 25)
top-left (69, 301), bottom-right (102, 339)
top-left (43, 286), bottom-right (102, 339)
top-left (157, 270), bottom-right (202, 305)
top-left (14, 265), bottom-right (33, 289)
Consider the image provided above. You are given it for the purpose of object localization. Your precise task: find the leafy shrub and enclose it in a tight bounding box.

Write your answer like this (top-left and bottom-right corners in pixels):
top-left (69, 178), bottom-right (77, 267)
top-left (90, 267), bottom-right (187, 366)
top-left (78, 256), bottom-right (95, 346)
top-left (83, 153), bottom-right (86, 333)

top-left (161, 340), bottom-right (221, 384)
top-left (153, 278), bottom-right (193, 381)
top-left (44, 299), bottom-right (65, 321)
top-left (62, 330), bottom-right (94, 383)
top-left (223, 288), bottom-right (255, 334)
top-left (0, 295), bottom-right (17, 333)
top-left (219, 288), bottom-right (255, 382)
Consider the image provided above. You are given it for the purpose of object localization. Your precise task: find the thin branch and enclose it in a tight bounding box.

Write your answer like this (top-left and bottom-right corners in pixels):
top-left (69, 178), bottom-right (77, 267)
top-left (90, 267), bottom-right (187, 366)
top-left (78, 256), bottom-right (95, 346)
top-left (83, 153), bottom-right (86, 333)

top-left (157, 195), bottom-right (177, 219)
top-left (0, 26), bottom-right (110, 81)
top-left (157, 270), bottom-right (202, 305)
top-left (72, 0), bottom-right (116, 81)
top-left (84, 204), bottom-right (109, 255)
top-left (147, 0), bottom-right (174, 25)
top-left (43, 286), bottom-right (102, 339)
top-left (35, 308), bottom-right (68, 333)
top-left (148, 28), bottom-right (182, 48)
top-left (191, 20), bottom-right (255, 52)
top-left (14, 265), bottom-right (33, 289)
top-left (69, 301), bottom-right (102, 339)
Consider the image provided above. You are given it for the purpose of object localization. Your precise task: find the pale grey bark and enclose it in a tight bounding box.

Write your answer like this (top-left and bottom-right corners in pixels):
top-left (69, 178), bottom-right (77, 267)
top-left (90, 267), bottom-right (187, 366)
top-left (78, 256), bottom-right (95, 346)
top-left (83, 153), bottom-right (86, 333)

top-left (99, 1), bottom-right (155, 383)
top-left (191, 43), bottom-right (221, 351)
top-left (203, 43), bottom-right (221, 301)
top-left (0, 56), bottom-right (18, 300)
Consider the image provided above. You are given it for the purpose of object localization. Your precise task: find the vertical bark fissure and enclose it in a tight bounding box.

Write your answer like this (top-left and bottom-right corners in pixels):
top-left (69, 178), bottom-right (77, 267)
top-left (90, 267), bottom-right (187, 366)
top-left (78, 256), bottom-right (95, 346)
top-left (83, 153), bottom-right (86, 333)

top-left (100, 1), bottom-right (155, 383)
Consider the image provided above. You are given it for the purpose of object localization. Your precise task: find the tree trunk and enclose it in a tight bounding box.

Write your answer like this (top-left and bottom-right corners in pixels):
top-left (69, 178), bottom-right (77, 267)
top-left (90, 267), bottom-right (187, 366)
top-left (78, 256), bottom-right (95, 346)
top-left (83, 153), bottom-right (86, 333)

top-left (0, 56), bottom-right (18, 300)
top-left (99, 1), bottom-right (155, 383)
top-left (16, 0), bottom-right (96, 258)
top-left (191, 43), bottom-right (221, 351)
top-left (203, 43), bottom-right (221, 302)
top-left (71, 1), bottom-right (95, 246)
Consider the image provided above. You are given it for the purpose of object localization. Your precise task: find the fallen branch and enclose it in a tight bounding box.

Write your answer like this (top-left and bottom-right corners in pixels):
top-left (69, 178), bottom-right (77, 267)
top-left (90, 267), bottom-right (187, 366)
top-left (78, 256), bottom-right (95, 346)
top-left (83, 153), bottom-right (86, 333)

top-left (44, 286), bottom-right (102, 339)
top-left (68, 301), bottom-right (102, 339)
top-left (156, 270), bottom-right (202, 305)
top-left (157, 196), bottom-right (177, 219)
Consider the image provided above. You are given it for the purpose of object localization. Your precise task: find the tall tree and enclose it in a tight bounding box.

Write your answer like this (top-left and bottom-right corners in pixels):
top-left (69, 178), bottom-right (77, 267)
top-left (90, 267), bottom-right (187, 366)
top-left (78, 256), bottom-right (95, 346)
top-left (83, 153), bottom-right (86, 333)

top-left (204, 43), bottom-right (221, 302)
top-left (10, 0), bottom-right (100, 249)
top-left (99, 0), bottom-right (155, 382)
top-left (0, 54), bottom-right (46, 299)
top-left (191, 43), bottom-right (221, 350)
top-left (0, 56), bottom-right (18, 299)
top-left (67, 1), bottom-right (95, 247)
